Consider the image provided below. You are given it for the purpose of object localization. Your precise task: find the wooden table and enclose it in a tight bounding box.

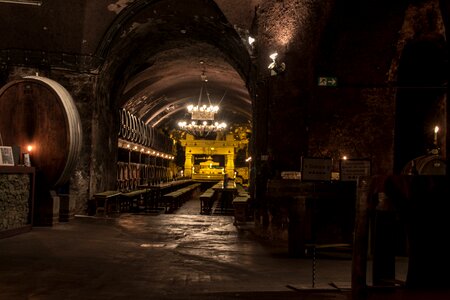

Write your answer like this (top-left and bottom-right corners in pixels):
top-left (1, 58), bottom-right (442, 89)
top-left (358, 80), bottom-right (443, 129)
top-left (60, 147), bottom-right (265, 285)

top-left (92, 191), bottom-right (121, 215)
top-left (139, 179), bottom-right (193, 211)
top-left (212, 181), bottom-right (237, 212)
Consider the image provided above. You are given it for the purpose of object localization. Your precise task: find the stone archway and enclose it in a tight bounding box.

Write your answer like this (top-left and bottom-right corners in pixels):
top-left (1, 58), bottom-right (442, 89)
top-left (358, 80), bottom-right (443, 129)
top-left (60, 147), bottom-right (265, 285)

top-left (92, 0), bottom-right (257, 194)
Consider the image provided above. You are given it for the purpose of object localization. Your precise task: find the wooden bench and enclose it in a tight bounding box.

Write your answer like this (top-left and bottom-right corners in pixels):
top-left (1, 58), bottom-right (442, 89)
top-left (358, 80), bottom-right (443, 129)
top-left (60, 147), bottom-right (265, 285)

top-left (200, 188), bottom-right (215, 214)
top-left (236, 184), bottom-right (248, 197)
top-left (162, 183), bottom-right (201, 213)
top-left (93, 190), bottom-right (121, 216)
top-left (120, 189), bottom-right (149, 212)
top-left (232, 195), bottom-right (250, 224)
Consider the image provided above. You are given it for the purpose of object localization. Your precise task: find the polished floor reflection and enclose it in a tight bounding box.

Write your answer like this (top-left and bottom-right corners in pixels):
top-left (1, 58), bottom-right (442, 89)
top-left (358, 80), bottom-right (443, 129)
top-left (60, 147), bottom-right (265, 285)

top-left (0, 197), bottom-right (417, 300)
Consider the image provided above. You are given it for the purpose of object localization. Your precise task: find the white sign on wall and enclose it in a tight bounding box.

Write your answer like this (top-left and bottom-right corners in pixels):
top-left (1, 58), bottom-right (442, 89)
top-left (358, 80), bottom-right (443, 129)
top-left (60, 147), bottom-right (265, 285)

top-left (281, 171), bottom-right (301, 180)
top-left (0, 146), bottom-right (14, 166)
top-left (340, 159), bottom-right (371, 181)
top-left (301, 157), bottom-right (332, 181)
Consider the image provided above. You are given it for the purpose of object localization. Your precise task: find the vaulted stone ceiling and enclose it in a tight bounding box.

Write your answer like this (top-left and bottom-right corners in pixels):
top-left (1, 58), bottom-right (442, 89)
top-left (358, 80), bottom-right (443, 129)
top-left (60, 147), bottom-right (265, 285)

top-left (0, 0), bottom-right (261, 132)
top-left (118, 43), bottom-right (252, 130)
top-left (100, 0), bottom-right (259, 132)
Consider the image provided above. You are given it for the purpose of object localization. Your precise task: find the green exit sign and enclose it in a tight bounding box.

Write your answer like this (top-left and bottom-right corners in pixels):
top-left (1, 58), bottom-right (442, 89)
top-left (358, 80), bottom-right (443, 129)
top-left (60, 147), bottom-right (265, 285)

top-left (318, 77), bottom-right (337, 87)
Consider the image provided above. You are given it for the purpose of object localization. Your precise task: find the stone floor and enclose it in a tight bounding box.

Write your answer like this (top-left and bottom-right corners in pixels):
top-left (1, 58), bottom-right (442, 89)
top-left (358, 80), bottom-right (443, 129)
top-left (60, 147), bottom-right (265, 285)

top-left (0, 196), bottom-right (448, 300)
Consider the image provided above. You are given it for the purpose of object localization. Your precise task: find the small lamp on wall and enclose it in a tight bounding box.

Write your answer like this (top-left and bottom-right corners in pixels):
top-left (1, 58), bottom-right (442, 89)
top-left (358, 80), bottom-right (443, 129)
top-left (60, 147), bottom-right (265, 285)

top-left (268, 52), bottom-right (286, 76)
top-left (434, 126), bottom-right (439, 146)
top-left (23, 145), bottom-right (32, 167)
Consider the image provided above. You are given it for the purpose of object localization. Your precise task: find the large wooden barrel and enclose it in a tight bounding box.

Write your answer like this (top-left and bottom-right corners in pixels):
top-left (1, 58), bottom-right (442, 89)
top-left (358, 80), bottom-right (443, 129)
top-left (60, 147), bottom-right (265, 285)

top-left (0, 76), bottom-right (82, 187)
top-left (402, 154), bottom-right (446, 175)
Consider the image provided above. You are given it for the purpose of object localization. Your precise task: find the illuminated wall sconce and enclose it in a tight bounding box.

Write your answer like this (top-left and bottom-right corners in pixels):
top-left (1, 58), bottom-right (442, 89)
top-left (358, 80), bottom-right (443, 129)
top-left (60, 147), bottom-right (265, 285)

top-left (246, 36), bottom-right (257, 57)
top-left (268, 52), bottom-right (286, 76)
top-left (429, 125), bottom-right (441, 155)
top-left (434, 126), bottom-right (439, 145)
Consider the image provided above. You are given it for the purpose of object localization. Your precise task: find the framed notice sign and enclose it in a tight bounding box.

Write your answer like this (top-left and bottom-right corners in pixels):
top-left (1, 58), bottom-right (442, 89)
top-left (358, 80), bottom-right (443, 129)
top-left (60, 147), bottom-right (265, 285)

top-left (0, 146), bottom-right (14, 166)
top-left (301, 157), bottom-right (332, 181)
top-left (340, 159), bottom-right (371, 181)
top-left (23, 153), bottom-right (31, 167)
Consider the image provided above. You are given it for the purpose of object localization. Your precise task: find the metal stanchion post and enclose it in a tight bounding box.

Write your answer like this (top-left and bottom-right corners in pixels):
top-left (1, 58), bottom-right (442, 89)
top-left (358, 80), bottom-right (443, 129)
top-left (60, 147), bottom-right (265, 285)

top-left (312, 245), bottom-right (316, 288)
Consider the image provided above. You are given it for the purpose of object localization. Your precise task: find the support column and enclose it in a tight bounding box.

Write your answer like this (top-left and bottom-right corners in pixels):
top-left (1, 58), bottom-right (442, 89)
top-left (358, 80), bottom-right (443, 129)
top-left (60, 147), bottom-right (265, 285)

top-left (226, 153), bottom-right (235, 178)
top-left (184, 153), bottom-right (193, 177)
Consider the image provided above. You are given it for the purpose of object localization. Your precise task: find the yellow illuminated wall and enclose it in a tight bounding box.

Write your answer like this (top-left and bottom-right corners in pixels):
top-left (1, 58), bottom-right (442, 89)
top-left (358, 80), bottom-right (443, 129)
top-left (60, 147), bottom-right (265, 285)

top-left (180, 134), bottom-right (240, 179)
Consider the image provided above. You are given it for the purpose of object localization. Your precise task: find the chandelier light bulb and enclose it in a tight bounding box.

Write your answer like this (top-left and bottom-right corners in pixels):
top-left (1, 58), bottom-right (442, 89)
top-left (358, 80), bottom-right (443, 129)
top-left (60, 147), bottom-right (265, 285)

top-left (269, 52), bottom-right (278, 60)
top-left (248, 36), bottom-right (255, 45)
top-left (178, 66), bottom-right (227, 137)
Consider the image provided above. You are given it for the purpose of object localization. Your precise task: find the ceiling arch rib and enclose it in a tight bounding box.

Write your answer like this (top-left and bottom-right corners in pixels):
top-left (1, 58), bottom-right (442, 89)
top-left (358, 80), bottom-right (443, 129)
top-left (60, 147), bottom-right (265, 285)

top-left (121, 46), bottom-right (252, 131)
top-left (148, 98), bottom-right (252, 128)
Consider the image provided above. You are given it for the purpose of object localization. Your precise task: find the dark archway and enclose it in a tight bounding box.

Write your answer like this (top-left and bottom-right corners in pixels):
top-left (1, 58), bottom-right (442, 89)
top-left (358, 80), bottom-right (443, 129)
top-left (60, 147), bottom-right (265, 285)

top-left (94, 0), bottom-right (257, 190)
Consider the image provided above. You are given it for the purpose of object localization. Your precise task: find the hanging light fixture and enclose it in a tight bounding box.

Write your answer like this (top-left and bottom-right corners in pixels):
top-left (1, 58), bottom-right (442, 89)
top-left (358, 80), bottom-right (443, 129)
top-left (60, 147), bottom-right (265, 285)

top-left (178, 62), bottom-right (227, 137)
top-left (268, 52), bottom-right (286, 76)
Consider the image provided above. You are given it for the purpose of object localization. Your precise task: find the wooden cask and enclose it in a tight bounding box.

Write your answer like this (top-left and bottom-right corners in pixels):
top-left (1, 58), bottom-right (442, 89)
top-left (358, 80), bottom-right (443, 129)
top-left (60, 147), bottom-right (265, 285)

top-left (402, 154), bottom-right (446, 175)
top-left (0, 76), bottom-right (82, 187)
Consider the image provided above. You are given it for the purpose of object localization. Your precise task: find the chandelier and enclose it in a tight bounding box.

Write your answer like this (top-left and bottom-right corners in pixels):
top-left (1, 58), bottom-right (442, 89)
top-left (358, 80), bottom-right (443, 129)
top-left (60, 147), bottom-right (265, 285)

top-left (177, 120), bottom-right (227, 133)
top-left (178, 63), bottom-right (227, 136)
top-left (187, 104), bottom-right (219, 120)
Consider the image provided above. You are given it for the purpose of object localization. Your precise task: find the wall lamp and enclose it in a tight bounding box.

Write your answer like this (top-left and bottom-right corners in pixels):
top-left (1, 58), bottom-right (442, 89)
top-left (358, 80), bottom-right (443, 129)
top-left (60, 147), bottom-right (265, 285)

top-left (267, 52), bottom-right (286, 76)
top-left (0, 0), bottom-right (42, 6)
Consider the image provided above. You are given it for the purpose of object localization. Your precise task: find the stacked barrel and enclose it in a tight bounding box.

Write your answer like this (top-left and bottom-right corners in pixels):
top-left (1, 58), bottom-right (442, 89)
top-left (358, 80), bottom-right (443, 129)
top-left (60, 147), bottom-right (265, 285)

top-left (118, 108), bottom-right (172, 154)
top-left (117, 108), bottom-right (175, 191)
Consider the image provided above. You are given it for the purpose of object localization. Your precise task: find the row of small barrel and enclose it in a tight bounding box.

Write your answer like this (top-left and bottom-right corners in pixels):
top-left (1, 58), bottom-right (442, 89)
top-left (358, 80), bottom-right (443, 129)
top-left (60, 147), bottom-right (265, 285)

top-left (117, 162), bottom-right (173, 190)
top-left (119, 108), bottom-right (172, 153)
